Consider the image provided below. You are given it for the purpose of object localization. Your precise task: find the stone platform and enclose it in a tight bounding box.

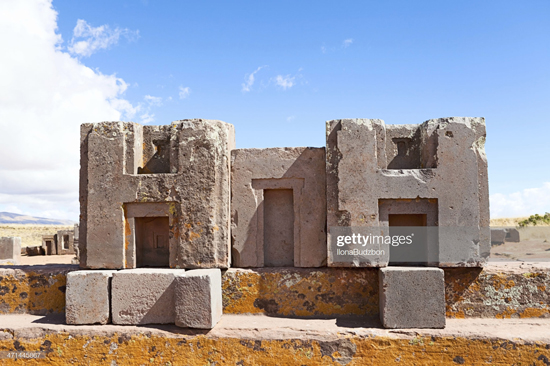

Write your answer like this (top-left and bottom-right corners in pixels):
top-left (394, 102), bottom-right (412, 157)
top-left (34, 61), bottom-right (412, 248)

top-left (0, 314), bottom-right (549, 365)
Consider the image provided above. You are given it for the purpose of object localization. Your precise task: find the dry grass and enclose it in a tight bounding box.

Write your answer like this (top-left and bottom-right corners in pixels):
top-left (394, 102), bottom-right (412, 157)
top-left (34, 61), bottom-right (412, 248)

top-left (490, 217), bottom-right (529, 227)
top-left (0, 224), bottom-right (73, 247)
top-left (491, 217), bottom-right (550, 227)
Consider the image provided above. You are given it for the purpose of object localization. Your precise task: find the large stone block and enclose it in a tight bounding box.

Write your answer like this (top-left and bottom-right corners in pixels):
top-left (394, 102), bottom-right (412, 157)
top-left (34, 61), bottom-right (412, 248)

top-left (379, 267), bottom-right (445, 329)
top-left (175, 269), bottom-right (222, 329)
top-left (231, 147), bottom-right (326, 267)
top-left (66, 270), bottom-right (116, 325)
top-left (0, 237), bottom-right (21, 264)
top-left (491, 228), bottom-right (507, 245)
top-left (505, 228), bottom-right (520, 242)
top-left (111, 269), bottom-right (185, 325)
top-left (79, 119), bottom-right (234, 269)
top-left (326, 118), bottom-right (490, 267)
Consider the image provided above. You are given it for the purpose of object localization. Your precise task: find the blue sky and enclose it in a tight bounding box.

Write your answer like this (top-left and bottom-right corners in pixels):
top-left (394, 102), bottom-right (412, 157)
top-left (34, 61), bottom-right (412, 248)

top-left (0, 0), bottom-right (549, 220)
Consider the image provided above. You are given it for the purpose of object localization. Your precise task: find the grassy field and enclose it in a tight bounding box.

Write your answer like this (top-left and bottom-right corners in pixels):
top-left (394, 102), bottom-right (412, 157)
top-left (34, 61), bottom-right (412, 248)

top-left (0, 224), bottom-right (73, 247)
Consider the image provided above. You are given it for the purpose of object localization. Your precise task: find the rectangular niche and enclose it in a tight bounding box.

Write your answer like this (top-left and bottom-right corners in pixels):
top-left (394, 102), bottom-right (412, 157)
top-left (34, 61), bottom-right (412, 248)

top-left (124, 202), bottom-right (172, 268)
top-left (135, 217), bottom-right (170, 267)
top-left (385, 125), bottom-right (438, 170)
top-left (379, 199), bottom-right (438, 266)
top-left (138, 138), bottom-right (171, 174)
top-left (251, 178), bottom-right (304, 267)
top-left (263, 189), bottom-right (295, 267)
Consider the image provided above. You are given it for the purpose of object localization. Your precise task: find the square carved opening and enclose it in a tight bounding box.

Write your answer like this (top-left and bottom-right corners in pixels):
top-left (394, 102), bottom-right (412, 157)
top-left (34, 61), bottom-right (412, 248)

top-left (379, 199), bottom-right (438, 266)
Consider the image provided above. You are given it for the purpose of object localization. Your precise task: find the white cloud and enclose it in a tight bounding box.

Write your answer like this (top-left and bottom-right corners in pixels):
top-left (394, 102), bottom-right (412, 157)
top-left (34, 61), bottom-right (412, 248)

top-left (242, 66), bottom-right (266, 92)
top-left (179, 86), bottom-right (191, 99)
top-left (321, 45), bottom-right (327, 54)
top-left (274, 75), bottom-right (295, 90)
top-left (68, 19), bottom-right (139, 57)
top-left (342, 38), bottom-right (353, 48)
top-left (144, 95), bottom-right (162, 107)
top-left (140, 112), bottom-right (155, 125)
top-left (490, 182), bottom-right (550, 218)
top-left (0, 0), bottom-right (138, 221)
top-left (286, 116), bottom-right (295, 122)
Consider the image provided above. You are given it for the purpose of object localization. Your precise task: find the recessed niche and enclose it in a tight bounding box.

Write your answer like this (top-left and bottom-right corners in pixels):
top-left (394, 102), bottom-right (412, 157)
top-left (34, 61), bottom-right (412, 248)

top-left (379, 199), bottom-right (438, 266)
top-left (263, 189), bottom-right (294, 267)
top-left (138, 138), bottom-right (171, 174)
top-left (135, 216), bottom-right (170, 267)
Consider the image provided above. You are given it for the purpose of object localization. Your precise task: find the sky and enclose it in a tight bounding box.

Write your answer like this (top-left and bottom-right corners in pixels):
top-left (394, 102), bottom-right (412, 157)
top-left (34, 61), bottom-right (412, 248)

top-left (0, 0), bottom-right (549, 222)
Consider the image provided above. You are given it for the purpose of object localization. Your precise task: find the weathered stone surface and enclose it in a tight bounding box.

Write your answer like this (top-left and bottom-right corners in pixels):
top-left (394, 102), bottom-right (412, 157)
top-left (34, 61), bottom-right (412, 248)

top-left (3, 314), bottom-right (550, 366)
top-left (231, 147), bottom-right (326, 267)
top-left (79, 119), bottom-right (234, 269)
top-left (66, 270), bottom-right (116, 325)
top-left (0, 237), bottom-right (21, 264)
top-left (175, 269), bottom-right (222, 329)
top-left (111, 269), bottom-right (185, 324)
top-left (491, 228), bottom-right (507, 245)
top-left (326, 118), bottom-right (490, 267)
top-left (0, 264), bottom-right (76, 315)
top-left (379, 267), bottom-right (445, 329)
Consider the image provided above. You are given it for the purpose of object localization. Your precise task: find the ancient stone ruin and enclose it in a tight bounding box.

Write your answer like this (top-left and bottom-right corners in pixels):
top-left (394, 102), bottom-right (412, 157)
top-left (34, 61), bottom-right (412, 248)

top-left (69, 117), bottom-right (489, 329)
top-left (0, 237), bottom-right (21, 265)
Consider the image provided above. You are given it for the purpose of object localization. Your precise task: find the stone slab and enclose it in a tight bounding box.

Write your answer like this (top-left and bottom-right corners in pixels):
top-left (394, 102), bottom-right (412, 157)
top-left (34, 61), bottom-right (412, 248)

top-left (231, 147), bottom-right (326, 267)
top-left (2, 315), bottom-right (550, 365)
top-left (379, 267), bottom-right (445, 329)
top-left (111, 269), bottom-right (185, 325)
top-left (175, 269), bottom-right (222, 329)
top-left (0, 237), bottom-right (21, 264)
top-left (66, 270), bottom-right (117, 325)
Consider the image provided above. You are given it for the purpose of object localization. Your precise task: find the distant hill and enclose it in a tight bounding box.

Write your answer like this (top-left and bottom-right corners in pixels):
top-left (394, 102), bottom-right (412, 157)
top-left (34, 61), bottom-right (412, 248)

top-left (0, 212), bottom-right (75, 225)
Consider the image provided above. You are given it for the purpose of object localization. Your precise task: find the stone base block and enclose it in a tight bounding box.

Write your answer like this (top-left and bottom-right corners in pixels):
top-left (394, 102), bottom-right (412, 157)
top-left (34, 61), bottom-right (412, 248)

top-left (175, 269), bottom-right (222, 329)
top-left (111, 269), bottom-right (185, 325)
top-left (379, 267), bottom-right (445, 329)
top-left (66, 270), bottom-right (116, 325)
top-left (0, 237), bottom-right (21, 264)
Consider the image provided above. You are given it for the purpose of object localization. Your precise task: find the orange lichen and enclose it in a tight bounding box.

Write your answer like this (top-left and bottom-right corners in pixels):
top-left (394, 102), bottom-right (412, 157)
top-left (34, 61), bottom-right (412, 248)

top-left (1, 333), bottom-right (549, 365)
top-left (0, 271), bottom-right (66, 314)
